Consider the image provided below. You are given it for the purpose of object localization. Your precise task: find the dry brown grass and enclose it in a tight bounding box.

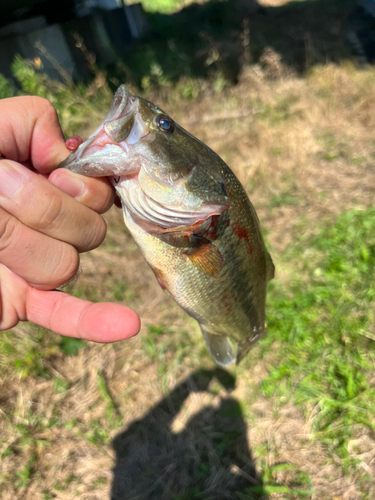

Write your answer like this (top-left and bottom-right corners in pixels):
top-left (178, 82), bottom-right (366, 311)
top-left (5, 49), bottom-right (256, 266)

top-left (1, 38), bottom-right (375, 500)
top-left (165, 62), bottom-right (375, 255)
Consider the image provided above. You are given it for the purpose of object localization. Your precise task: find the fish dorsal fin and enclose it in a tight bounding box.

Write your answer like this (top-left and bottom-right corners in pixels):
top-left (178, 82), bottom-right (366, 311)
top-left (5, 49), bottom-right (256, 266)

top-left (200, 325), bottom-right (236, 366)
top-left (185, 244), bottom-right (224, 276)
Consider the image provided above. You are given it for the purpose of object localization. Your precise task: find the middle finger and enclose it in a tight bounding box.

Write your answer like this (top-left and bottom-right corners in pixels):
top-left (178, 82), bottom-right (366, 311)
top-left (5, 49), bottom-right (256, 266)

top-left (0, 207), bottom-right (79, 289)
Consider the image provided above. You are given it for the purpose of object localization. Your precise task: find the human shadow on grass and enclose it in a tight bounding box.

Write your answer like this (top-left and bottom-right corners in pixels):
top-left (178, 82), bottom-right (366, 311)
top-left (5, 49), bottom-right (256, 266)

top-left (113, 0), bottom-right (355, 88)
top-left (111, 368), bottom-right (267, 500)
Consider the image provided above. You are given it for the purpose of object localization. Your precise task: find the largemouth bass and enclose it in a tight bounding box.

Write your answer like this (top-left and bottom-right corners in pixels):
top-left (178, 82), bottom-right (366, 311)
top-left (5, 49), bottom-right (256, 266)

top-left (60, 85), bottom-right (274, 366)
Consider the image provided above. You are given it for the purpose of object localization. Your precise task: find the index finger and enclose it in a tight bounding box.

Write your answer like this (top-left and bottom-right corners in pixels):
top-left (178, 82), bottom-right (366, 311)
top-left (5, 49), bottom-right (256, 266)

top-left (0, 96), bottom-right (68, 172)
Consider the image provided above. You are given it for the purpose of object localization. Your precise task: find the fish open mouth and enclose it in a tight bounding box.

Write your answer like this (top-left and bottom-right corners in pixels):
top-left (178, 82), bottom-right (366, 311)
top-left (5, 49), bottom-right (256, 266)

top-left (58, 85), bottom-right (143, 177)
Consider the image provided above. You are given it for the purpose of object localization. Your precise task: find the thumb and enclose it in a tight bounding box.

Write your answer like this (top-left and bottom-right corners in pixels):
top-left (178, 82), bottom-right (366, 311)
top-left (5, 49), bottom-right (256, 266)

top-left (26, 287), bottom-right (141, 342)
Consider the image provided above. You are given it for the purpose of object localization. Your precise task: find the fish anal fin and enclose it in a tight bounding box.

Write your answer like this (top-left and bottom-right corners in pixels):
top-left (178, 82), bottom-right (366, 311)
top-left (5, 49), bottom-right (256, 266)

top-left (267, 251), bottom-right (275, 281)
top-left (236, 325), bottom-right (268, 364)
top-left (200, 325), bottom-right (236, 366)
top-left (185, 244), bottom-right (224, 276)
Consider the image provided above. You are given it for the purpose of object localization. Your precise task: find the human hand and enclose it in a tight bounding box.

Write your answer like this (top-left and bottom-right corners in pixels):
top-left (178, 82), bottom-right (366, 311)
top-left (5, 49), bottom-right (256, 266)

top-left (0, 96), bottom-right (140, 341)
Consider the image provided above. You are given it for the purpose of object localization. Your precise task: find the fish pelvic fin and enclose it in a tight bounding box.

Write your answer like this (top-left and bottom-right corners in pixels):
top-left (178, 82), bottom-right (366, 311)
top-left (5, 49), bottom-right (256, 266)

top-left (200, 325), bottom-right (236, 366)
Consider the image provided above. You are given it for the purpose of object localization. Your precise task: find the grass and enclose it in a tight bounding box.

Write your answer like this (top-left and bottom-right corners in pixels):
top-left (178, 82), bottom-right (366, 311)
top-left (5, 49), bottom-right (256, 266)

top-left (1, 0), bottom-right (375, 498)
top-left (3, 198), bottom-right (375, 495)
top-left (129, 0), bottom-right (185, 14)
top-left (0, 55), bottom-right (113, 137)
top-left (262, 209), bottom-right (375, 464)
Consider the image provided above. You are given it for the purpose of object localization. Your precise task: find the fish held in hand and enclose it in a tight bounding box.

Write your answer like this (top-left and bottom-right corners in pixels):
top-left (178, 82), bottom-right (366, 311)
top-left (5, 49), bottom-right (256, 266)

top-left (59, 85), bottom-right (275, 366)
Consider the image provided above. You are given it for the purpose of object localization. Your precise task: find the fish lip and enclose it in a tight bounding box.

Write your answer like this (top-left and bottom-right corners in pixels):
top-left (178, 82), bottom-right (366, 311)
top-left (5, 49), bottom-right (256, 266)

top-left (58, 84), bottom-right (136, 175)
top-left (104, 84), bottom-right (130, 123)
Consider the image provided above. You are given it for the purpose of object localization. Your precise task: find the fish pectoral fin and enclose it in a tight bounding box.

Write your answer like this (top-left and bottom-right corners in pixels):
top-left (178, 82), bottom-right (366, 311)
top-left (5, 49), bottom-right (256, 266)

top-left (185, 244), bottom-right (224, 276)
top-left (200, 325), bottom-right (236, 366)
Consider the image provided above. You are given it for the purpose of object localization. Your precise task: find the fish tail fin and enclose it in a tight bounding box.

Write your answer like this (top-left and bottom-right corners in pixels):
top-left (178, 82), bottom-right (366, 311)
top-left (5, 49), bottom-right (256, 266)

top-left (200, 325), bottom-right (236, 366)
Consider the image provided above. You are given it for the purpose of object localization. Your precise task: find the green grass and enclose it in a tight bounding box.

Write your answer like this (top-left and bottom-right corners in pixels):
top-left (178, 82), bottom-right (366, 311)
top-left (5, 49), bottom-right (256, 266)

top-left (1, 5), bottom-right (374, 493)
top-left (134, 0), bottom-right (184, 14)
top-left (0, 327), bottom-right (59, 378)
top-left (0, 55), bottom-right (113, 137)
top-left (260, 208), bottom-right (375, 469)
top-left (2, 205), bottom-right (373, 494)
top-left (15, 452), bottom-right (37, 489)
top-left (141, 323), bottom-right (195, 368)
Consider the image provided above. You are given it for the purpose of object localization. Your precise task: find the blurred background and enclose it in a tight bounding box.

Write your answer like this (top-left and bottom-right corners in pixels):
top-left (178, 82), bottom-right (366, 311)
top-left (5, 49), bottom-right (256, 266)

top-left (1, 1), bottom-right (375, 499)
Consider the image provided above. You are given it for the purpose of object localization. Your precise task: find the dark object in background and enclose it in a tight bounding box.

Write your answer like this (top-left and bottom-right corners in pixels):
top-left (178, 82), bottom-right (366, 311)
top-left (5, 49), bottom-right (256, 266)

top-left (0, 2), bottom-right (149, 84)
top-left (347, 0), bottom-right (375, 62)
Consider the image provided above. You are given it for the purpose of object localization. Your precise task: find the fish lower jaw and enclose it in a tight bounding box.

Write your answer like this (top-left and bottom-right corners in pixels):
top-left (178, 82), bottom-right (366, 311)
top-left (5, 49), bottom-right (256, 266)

top-left (61, 143), bottom-right (136, 176)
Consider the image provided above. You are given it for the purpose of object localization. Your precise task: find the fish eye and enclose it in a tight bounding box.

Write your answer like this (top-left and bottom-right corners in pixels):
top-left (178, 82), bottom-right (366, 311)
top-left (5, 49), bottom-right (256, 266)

top-left (155, 114), bottom-right (174, 133)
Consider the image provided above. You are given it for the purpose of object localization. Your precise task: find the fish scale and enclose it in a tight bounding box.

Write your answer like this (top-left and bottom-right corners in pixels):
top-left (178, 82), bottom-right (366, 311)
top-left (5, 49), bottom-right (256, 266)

top-left (59, 84), bottom-right (274, 366)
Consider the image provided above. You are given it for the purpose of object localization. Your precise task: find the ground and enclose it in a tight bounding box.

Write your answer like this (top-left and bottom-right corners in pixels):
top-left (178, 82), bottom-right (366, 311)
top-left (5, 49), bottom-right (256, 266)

top-left (1, 0), bottom-right (375, 499)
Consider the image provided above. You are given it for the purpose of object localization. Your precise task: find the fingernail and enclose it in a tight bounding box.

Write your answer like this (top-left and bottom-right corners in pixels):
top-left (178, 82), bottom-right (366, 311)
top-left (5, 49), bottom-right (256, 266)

top-left (53, 173), bottom-right (86, 199)
top-left (0, 165), bottom-right (23, 198)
